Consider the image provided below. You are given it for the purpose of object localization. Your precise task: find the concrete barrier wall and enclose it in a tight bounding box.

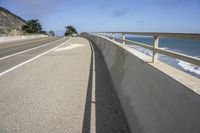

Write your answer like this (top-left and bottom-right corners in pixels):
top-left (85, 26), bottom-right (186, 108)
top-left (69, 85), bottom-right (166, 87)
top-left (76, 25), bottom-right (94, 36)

top-left (0, 34), bottom-right (47, 43)
top-left (83, 34), bottom-right (200, 133)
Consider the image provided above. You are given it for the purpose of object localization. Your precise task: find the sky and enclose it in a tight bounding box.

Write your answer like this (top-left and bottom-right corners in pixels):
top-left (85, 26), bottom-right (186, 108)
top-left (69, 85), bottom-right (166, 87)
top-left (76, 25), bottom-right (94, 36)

top-left (0, 0), bottom-right (200, 35)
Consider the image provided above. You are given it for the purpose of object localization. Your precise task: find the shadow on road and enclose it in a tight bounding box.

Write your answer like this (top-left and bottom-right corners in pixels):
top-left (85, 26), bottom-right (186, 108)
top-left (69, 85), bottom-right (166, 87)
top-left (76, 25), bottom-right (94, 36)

top-left (81, 39), bottom-right (130, 133)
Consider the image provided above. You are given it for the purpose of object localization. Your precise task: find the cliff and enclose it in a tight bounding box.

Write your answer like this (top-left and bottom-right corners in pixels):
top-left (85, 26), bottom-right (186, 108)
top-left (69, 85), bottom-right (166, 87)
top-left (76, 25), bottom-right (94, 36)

top-left (0, 7), bottom-right (26, 36)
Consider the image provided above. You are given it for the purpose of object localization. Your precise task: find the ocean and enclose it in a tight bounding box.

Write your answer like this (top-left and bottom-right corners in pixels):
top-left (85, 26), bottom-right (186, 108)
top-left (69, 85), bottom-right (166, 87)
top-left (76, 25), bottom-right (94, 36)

top-left (124, 37), bottom-right (200, 79)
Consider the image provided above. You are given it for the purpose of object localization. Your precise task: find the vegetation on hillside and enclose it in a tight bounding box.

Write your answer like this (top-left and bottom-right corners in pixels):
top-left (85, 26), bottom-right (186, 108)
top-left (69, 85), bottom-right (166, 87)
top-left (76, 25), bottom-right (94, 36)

top-left (0, 7), bottom-right (26, 24)
top-left (64, 26), bottom-right (77, 36)
top-left (22, 19), bottom-right (46, 34)
top-left (0, 7), bottom-right (26, 36)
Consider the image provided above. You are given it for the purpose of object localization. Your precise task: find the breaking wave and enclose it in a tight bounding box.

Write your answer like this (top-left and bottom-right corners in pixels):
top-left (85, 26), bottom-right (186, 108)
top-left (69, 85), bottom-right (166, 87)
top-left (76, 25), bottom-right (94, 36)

top-left (127, 44), bottom-right (200, 78)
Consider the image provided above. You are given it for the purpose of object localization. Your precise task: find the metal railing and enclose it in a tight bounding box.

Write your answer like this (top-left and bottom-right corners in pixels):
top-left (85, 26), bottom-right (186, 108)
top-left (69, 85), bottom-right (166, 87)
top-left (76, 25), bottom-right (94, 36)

top-left (91, 32), bottom-right (200, 66)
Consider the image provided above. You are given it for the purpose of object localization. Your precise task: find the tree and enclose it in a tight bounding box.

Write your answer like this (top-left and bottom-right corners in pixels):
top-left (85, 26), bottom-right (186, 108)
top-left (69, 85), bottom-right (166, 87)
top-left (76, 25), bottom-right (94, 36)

top-left (49, 30), bottom-right (55, 36)
top-left (64, 26), bottom-right (77, 36)
top-left (22, 19), bottom-right (43, 34)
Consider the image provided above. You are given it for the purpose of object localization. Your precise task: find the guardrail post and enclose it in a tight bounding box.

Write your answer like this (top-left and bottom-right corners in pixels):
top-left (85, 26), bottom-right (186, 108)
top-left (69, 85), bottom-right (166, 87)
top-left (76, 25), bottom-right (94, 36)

top-left (112, 33), bottom-right (115, 41)
top-left (122, 33), bottom-right (125, 45)
top-left (152, 35), bottom-right (159, 63)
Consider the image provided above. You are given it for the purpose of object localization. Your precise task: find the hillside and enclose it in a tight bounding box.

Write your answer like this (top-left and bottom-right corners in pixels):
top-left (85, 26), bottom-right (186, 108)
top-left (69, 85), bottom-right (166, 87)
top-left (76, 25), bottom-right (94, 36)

top-left (0, 7), bottom-right (26, 36)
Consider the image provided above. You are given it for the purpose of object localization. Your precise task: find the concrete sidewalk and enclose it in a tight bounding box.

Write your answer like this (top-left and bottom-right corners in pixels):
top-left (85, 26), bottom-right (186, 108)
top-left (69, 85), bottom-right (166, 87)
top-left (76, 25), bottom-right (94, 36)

top-left (0, 37), bottom-right (129, 133)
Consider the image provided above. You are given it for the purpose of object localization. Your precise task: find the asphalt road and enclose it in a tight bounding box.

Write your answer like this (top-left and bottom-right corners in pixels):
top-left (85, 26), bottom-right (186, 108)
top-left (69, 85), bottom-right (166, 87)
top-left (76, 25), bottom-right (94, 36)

top-left (0, 37), bottom-right (62, 58)
top-left (0, 36), bottom-right (129, 133)
top-left (0, 36), bottom-right (68, 74)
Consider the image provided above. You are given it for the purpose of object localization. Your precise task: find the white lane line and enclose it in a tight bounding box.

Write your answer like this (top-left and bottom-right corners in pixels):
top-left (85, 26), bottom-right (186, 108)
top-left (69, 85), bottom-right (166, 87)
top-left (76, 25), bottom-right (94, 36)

top-left (0, 38), bottom-right (71, 77)
top-left (0, 37), bottom-right (66, 61)
top-left (54, 44), bottom-right (84, 51)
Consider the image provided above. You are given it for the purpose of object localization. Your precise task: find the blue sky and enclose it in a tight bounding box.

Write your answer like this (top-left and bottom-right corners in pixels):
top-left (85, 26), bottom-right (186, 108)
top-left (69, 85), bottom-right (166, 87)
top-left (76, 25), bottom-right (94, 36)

top-left (1, 0), bottom-right (200, 35)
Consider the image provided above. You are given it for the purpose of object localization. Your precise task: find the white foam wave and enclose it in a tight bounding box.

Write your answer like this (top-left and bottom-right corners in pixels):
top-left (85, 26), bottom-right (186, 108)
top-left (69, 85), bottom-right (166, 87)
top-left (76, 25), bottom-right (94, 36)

top-left (161, 47), bottom-right (170, 50)
top-left (128, 45), bottom-right (152, 56)
top-left (128, 44), bottom-right (200, 77)
top-left (178, 60), bottom-right (200, 75)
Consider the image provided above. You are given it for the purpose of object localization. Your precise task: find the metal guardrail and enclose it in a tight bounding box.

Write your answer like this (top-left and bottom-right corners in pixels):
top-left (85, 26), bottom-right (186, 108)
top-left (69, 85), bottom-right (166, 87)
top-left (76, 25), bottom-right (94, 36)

top-left (91, 32), bottom-right (200, 66)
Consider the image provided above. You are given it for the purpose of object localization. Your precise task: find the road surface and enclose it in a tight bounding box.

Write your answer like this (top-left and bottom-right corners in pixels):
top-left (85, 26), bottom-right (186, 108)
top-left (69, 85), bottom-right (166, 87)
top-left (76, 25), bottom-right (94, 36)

top-left (0, 36), bottom-right (66, 75)
top-left (0, 36), bottom-right (129, 133)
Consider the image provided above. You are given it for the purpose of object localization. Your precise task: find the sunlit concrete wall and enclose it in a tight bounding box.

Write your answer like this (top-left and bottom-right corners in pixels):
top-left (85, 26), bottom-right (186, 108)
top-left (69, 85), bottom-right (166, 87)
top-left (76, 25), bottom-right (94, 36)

top-left (82, 33), bottom-right (200, 133)
top-left (0, 34), bottom-right (47, 43)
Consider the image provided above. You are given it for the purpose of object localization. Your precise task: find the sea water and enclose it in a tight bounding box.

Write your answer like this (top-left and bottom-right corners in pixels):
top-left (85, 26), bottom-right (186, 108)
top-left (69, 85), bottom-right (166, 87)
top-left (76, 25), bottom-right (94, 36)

top-left (125, 37), bottom-right (200, 79)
